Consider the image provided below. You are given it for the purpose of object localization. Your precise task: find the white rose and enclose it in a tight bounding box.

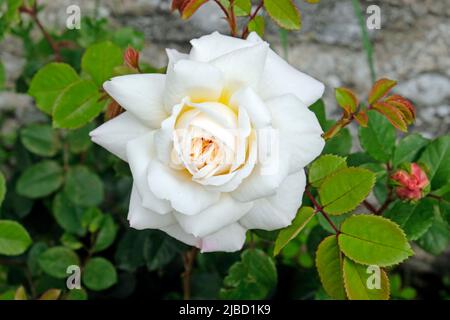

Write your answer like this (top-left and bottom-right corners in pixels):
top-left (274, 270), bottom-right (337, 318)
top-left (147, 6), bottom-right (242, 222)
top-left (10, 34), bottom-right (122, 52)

top-left (90, 32), bottom-right (325, 252)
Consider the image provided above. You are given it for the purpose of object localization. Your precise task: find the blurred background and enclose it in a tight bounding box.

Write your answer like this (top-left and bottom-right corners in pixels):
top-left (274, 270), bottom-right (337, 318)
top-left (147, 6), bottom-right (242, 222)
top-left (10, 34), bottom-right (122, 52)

top-left (0, 0), bottom-right (449, 299)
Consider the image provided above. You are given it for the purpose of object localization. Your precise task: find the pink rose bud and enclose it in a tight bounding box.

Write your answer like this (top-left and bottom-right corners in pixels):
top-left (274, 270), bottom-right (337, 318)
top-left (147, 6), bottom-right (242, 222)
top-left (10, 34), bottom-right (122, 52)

top-left (391, 163), bottom-right (429, 201)
top-left (124, 46), bottom-right (140, 70)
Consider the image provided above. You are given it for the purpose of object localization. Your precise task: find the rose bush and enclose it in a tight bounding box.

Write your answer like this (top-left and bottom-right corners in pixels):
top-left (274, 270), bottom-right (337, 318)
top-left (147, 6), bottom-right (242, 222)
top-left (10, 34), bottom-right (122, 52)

top-left (90, 32), bottom-right (325, 252)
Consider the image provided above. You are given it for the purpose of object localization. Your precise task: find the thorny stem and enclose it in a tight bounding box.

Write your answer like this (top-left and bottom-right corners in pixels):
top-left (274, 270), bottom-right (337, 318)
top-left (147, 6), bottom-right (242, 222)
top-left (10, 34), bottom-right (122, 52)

top-left (305, 189), bottom-right (340, 235)
top-left (241, 0), bottom-right (264, 38)
top-left (182, 247), bottom-right (199, 300)
top-left (363, 200), bottom-right (378, 214)
top-left (19, 3), bottom-right (62, 62)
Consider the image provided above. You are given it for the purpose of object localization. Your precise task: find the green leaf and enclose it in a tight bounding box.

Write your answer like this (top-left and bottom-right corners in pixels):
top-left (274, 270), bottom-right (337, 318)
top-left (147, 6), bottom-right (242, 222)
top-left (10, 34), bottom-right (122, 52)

top-left (0, 220), bottom-right (32, 256)
top-left (66, 123), bottom-right (94, 154)
top-left (318, 167), bottom-right (375, 215)
top-left (112, 27), bottom-right (145, 50)
top-left (368, 78), bottom-right (397, 105)
top-left (52, 192), bottom-right (85, 236)
top-left (39, 289), bottom-right (61, 300)
top-left (274, 207), bottom-right (315, 256)
top-left (53, 80), bottom-right (106, 129)
top-left (339, 214), bottom-right (413, 267)
top-left (144, 231), bottom-right (184, 271)
top-left (308, 154), bottom-right (347, 188)
top-left (28, 63), bottom-right (80, 114)
top-left (393, 133), bottom-right (429, 167)
top-left (248, 16), bottom-right (265, 37)
top-left (60, 233), bottom-right (83, 250)
top-left (309, 99), bottom-right (327, 128)
top-left (27, 242), bottom-right (48, 276)
top-left (92, 215), bottom-right (117, 253)
top-left (343, 257), bottom-right (390, 300)
top-left (65, 289), bottom-right (88, 300)
top-left (220, 249), bottom-right (277, 299)
top-left (64, 165), bottom-right (104, 207)
top-left (38, 247), bottom-right (80, 279)
top-left (315, 235), bottom-right (346, 300)
top-left (114, 230), bottom-right (149, 272)
top-left (82, 41), bottom-right (123, 86)
top-left (323, 123), bottom-right (352, 156)
top-left (16, 161), bottom-right (64, 199)
top-left (419, 135), bottom-right (450, 191)
top-left (234, 0), bottom-right (252, 16)
top-left (417, 210), bottom-right (450, 256)
top-left (359, 110), bottom-right (396, 162)
top-left (0, 171), bottom-right (5, 207)
top-left (264, 0), bottom-right (301, 30)
top-left (335, 88), bottom-right (358, 113)
top-left (384, 199), bottom-right (434, 240)
top-left (20, 124), bottom-right (60, 157)
top-left (82, 257), bottom-right (117, 291)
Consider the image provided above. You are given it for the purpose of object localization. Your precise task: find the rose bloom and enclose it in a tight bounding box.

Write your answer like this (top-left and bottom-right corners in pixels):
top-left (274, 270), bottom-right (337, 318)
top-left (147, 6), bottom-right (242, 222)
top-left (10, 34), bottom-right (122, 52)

top-left (391, 163), bottom-right (429, 201)
top-left (90, 32), bottom-right (325, 252)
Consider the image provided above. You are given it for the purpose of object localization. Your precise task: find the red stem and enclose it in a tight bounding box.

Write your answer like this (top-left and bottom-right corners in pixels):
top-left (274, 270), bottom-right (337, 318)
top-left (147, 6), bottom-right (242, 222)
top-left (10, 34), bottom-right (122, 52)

top-left (305, 189), bottom-right (340, 235)
top-left (362, 200), bottom-right (377, 214)
top-left (241, 0), bottom-right (264, 38)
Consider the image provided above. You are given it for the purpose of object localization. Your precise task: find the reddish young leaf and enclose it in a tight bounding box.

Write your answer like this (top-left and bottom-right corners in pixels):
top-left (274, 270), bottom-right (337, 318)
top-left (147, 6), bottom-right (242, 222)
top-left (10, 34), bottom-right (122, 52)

top-left (368, 78), bottom-right (397, 104)
top-left (171, 0), bottom-right (209, 19)
top-left (335, 87), bottom-right (358, 113)
top-left (354, 110), bottom-right (368, 127)
top-left (373, 102), bottom-right (407, 132)
top-left (124, 46), bottom-right (140, 70)
top-left (385, 95), bottom-right (416, 124)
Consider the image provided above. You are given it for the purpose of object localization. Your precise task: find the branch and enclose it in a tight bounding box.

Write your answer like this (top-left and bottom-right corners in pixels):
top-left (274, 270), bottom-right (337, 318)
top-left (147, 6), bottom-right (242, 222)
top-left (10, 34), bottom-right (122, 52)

top-left (362, 200), bottom-right (377, 215)
top-left (19, 4), bottom-right (62, 62)
top-left (305, 189), bottom-right (340, 235)
top-left (181, 247), bottom-right (199, 300)
top-left (241, 0), bottom-right (264, 38)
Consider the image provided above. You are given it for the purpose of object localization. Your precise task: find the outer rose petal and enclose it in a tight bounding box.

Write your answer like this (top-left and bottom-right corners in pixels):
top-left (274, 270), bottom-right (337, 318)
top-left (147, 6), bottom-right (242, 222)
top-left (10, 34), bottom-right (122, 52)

top-left (147, 159), bottom-right (221, 215)
top-left (89, 111), bottom-right (148, 162)
top-left (103, 74), bottom-right (168, 128)
top-left (163, 60), bottom-right (224, 112)
top-left (247, 32), bottom-right (325, 106)
top-left (128, 185), bottom-right (175, 229)
top-left (240, 170), bottom-right (306, 230)
top-left (174, 195), bottom-right (253, 237)
top-left (200, 223), bottom-right (247, 253)
top-left (126, 131), bottom-right (172, 214)
top-left (160, 224), bottom-right (201, 247)
top-left (267, 94), bottom-right (325, 174)
top-left (189, 31), bottom-right (253, 62)
top-left (230, 87), bottom-right (271, 129)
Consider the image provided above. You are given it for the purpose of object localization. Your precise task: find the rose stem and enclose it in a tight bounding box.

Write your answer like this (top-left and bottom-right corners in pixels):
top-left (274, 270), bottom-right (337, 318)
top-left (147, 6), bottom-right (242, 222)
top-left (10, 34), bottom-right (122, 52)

top-left (182, 247), bottom-right (199, 300)
top-left (19, 2), bottom-right (62, 62)
top-left (241, 0), bottom-right (264, 39)
top-left (304, 189), bottom-right (340, 235)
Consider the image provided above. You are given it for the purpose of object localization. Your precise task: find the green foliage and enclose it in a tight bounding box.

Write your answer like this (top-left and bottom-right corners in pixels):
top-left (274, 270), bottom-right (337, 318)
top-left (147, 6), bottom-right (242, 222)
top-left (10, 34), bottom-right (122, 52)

top-left (0, 171), bottom-right (5, 207)
top-left (28, 63), bottom-right (80, 115)
top-left (315, 236), bottom-right (345, 300)
top-left (64, 165), bottom-right (104, 207)
top-left (81, 41), bottom-right (123, 86)
top-left (38, 247), bottom-right (80, 279)
top-left (264, 0), bottom-right (301, 30)
top-left (419, 135), bottom-right (450, 191)
top-left (52, 192), bottom-right (85, 236)
top-left (318, 167), bottom-right (375, 215)
top-left (342, 257), bottom-right (390, 300)
top-left (308, 154), bottom-right (347, 188)
top-left (248, 16), bottom-right (265, 37)
top-left (82, 257), bottom-right (118, 291)
top-left (339, 215), bottom-right (413, 266)
top-left (359, 110), bottom-right (396, 162)
top-left (393, 133), bottom-right (429, 167)
top-left (274, 207), bottom-right (315, 256)
top-left (16, 160), bottom-right (64, 198)
top-left (0, 220), bottom-right (32, 255)
top-left (20, 124), bottom-right (61, 157)
top-left (220, 249), bottom-right (277, 299)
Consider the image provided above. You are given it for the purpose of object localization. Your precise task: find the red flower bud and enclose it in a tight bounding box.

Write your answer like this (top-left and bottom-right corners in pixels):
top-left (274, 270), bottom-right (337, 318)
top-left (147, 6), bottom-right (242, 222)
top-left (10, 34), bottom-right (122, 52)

top-left (391, 163), bottom-right (429, 201)
top-left (124, 46), bottom-right (140, 70)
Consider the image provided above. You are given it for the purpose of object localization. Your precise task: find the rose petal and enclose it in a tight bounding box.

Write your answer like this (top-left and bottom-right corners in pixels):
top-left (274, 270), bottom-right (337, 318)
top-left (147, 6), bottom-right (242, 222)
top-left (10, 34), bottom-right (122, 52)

top-left (200, 223), bottom-right (247, 253)
top-left (174, 194), bottom-right (253, 237)
top-left (163, 59), bottom-right (224, 112)
top-left (267, 94), bottom-right (325, 174)
top-left (240, 170), bottom-right (306, 230)
top-left (128, 185), bottom-right (175, 229)
top-left (230, 87), bottom-right (271, 129)
top-left (247, 32), bottom-right (324, 106)
top-left (159, 224), bottom-right (200, 247)
top-left (126, 131), bottom-right (172, 214)
top-left (90, 111), bottom-right (148, 162)
top-left (147, 159), bottom-right (221, 215)
top-left (103, 74), bottom-right (168, 129)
